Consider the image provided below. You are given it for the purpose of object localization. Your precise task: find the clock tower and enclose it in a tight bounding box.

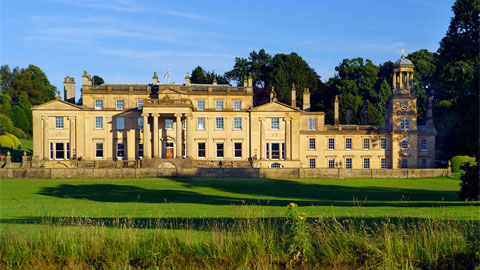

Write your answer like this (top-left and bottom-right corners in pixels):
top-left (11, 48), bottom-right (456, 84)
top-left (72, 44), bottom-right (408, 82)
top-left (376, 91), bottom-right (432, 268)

top-left (388, 50), bottom-right (418, 169)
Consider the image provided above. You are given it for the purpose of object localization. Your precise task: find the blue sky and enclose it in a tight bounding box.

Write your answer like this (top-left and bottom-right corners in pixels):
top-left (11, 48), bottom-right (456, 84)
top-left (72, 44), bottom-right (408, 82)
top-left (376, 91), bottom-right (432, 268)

top-left (1, 0), bottom-right (454, 99)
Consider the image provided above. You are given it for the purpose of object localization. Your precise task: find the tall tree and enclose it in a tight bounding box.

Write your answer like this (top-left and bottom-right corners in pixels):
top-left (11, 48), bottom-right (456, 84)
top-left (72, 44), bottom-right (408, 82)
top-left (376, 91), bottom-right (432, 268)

top-left (190, 66), bottom-right (228, 85)
top-left (93, 75), bottom-right (104, 86)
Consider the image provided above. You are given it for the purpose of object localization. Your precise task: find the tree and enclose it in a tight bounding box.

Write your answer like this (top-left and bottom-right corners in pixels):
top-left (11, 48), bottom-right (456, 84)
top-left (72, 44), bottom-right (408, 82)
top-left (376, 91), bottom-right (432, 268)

top-left (0, 114), bottom-right (14, 135)
top-left (93, 75), bottom-right (104, 86)
top-left (0, 92), bottom-right (11, 116)
top-left (459, 163), bottom-right (479, 200)
top-left (435, 0), bottom-right (479, 158)
top-left (1, 64), bottom-right (57, 105)
top-left (10, 105), bottom-right (30, 133)
top-left (270, 52), bottom-right (319, 106)
top-left (225, 49), bottom-right (272, 87)
top-left (190, 66), bottom-right (229, 84)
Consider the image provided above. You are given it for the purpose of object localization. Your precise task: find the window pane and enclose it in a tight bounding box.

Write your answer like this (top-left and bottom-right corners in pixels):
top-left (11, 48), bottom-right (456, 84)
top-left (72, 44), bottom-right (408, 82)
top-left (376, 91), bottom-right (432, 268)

top-left (346, 158), bottom-right (352, 169)
top-left (197, 118), bottom-right (205, 130)
top-left (381, 138), bottom-right (387, 150)
top-left (309, 158), bottom-right (316, 168)
top-left (95, 117), bottom-right (103, 129)
top-left (116, 100), bottom-right (124, 110)
top-left (116, 117), bottom-right (125, 130)
top-left (216, 143), bottom-right (224, 157)
top-left (96, 143), bottom-right (103, 158)
top-left (309, 138), bottom-right (315, 150)
top-left (234, 143), bottom-right (242, 158)
top-left (55, 143), bottom-right (64, 160)
top-left (216, 101), bottom-right (224, 110)
top-left (346, 138), bottom-right (352, 150)
top-left (198, 143), bottom-right (206, 157)
top-left (197, 100), bottom-right (205, 110)
top-left (271, 143), bottom-right (280, 159)
top-left (328, 138), bottom-right (335, 150)
top-left (95, 100), bottom-right (103, 109)
top-left (233, 101), bottom-right (241, 110)
top-left (234, 117), bottom-right (242, 130)
top-left (363, 158), bottom-right (370, 169)
top-left (165, 119), bottom-right (173, 129)
top-left (138, 144), bottom-right (143, 158)
top-left (328, 159), bottom-right (335, 168)
top-left (312, 118), bottom-right (317, 130)
top-left (381, 158), bottom-right (387, 169)
top-left (138, 117), bottom-right (143, 129)
top-left (216, 117), bottom-right (224, 129)
top-left (117, 143), bottom-right (125, 157)
top-left (137, 100), bottom-right (143, 110)
top-left (363, 138), bottom-right (370, 150)
top-left (271, 118), bottom-right (279, 129)
top-left (55, 117), bottom-right (64, 129)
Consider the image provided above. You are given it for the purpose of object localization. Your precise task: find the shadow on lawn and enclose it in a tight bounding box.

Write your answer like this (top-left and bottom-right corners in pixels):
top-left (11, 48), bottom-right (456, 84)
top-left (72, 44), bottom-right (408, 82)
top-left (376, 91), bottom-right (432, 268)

top-left (35, 178), bottom-right (477, 208)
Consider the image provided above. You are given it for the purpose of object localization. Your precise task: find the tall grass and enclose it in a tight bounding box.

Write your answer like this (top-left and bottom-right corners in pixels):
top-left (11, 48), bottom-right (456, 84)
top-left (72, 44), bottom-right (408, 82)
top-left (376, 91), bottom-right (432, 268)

top-left (1, 209), bottom-right (479, 269)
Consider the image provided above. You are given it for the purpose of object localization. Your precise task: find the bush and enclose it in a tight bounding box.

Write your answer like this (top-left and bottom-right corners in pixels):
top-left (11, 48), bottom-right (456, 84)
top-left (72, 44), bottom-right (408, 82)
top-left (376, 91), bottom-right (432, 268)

top-left (450, 155), bottom-right (477, 173)
top-left (459, 163), bottom-right (479, 200)
top-left (10, 105), bottom-right (29, 133)
top-left (0, 114), bottom-right (13, 134)
top-left (0, 135), bottom-right (15, 149)
top-left (12, 127), bottom-right (26, 139)
top-left (5, 133), bottom-right (19, 148)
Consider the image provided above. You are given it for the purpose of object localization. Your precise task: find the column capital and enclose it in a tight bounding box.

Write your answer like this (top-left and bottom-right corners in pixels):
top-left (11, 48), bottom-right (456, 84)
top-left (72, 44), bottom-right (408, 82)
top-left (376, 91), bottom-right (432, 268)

top-left (259, 117), bottom-right (265, 122)
top-left (185, 113), bottom-right (193, 119)
top-left (141, 113), bottom-right (149, 118)
top-left (152, 113), bottom-right (160, 118)
top-left (285, 117), bottom-right (292, 123)
top-left (41, 116), bottom-right (47, 120)
top-left (174, 113), bottom-right (183, 118)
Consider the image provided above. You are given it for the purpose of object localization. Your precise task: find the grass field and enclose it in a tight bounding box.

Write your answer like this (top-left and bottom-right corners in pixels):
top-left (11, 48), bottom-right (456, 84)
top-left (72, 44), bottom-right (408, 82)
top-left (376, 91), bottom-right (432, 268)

top-left (1, 176), bottom-right (479, 269)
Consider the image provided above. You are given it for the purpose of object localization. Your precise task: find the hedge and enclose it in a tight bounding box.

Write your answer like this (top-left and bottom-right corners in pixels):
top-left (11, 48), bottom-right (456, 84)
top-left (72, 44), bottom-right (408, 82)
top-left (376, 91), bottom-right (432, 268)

top-left (451, 155), bottom-right (477, 173)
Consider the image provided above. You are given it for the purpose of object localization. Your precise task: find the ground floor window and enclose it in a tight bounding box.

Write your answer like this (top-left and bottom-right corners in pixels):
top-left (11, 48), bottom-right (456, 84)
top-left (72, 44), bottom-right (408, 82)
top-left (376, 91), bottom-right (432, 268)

top-left (401, 158), bottom-right (408, 168)
top-left (117, 143), bottom-right (125, 159)
top-left (381, 158), bottom-right (387, 169)
top-left (234, 143), bottom-right (242, 158)
top-left (363, 158), bottom-right (370, 169)
top-left (198, 143), bottom-right (206, 158)
top-left (346, 158), bottom-right (352, 169)
top-left (268, 163), bottom-right (283, 168)
top-left (216, 143), bottom-right (224, 158)
top-left (266, 143), bottom-right (270, 159)
top-left (96, 143), bottom-right (103, 158)
top-left (138, 144), bottom-right (143, 158)
top-left (309, 158), bottom-right (316, 168)
top-left (421, 158), bottom-right (428, 168)
top-left (328, 158), bottom-right (335, 168)
top-left (50, 142), bottom-right (70, 160)
top-left (271, 143), bottom-right (280, 160)
top-left (55, 143), bottom-right (64, 160)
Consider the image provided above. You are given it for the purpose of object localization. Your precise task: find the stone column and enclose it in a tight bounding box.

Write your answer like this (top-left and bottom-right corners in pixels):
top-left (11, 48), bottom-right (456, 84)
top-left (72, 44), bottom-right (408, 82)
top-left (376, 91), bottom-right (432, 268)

top-left (152, 113), bottom-right (159, 158)
top-left (142, 113), bottom-right (151, 158)
top-left (71, 116), bottom-right (76, 159)
top-left (186, 114), bottom-right (193, 158)
top-left (42, 116), bottom-right (49, 160)
top-left (259, 118), bottom-right (265, 160)
top-left (175, 113), bottom-right (182, 158)
top-left (392, 72), bottom-right (397, 89)
top-left (285, 117), bottom-right (291, 160)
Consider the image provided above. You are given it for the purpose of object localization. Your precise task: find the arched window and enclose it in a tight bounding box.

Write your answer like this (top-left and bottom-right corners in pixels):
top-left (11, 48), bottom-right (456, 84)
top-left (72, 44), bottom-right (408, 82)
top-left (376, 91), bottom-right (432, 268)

top-left (268, 163), bottom-right (283, 168)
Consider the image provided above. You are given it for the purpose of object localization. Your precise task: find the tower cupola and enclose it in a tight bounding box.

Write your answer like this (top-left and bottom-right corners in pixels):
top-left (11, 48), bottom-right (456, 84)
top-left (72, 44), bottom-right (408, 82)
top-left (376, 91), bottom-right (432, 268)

top-left (392, 50), bottom-right (415, 94)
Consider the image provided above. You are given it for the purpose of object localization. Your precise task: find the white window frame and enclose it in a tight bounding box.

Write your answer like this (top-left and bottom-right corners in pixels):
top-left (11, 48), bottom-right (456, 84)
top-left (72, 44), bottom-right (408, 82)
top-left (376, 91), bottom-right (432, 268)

top-left (346, 158), bottom-right (352, 169)
top-left (137, 117), bottom-right (143, 130)
top-left (421, 158), bottom-right (428, 168)
top-left (401, 139), bottom-right (409, 150)
top-left (328, 138), bottom-right (335, 150)
top-left (381, 138), bottom-right (387, 150)
top-left (268, 163), bottom-right (283, 168)
top-left (233, 117), bottom-right (242, 130)
top-left (234, 142), bottom-right (242, 158)
top-left (117, 143), bottom-right (125, 159)
top-left (309, 138), bottom-right (315, 150)
top-left (95, 116), bottom-right (103, 129)
top-left (346, 138), bottom-right (352, 150)
top-left (312, 118), bottom-right (317, 130)
top-left (421, 139), bottom-right (428, 151)
top-left (197, 117), bottom-right (205, 130)
top-left (328, 158), bottom-right (335, 168)
top-left (309, 158), bottom-right (316, 168)
top-left (116, 117), bottom-right (125, 130)
top-left (381, 158), bottom-right (387, 169)
top-left (55, 117), bottom-right (64, 129)
top-left (216, 143), bottom-right (224, 158)
top-left (197, 100), bottom-right (205, 110)
top-left (116, 100), bottom-right (124, 110)
top-left (308, 118), bottom-right (312, 130)
top-left (271, 118), bottom-right (280, 130)
top-left (233, 101), bottom-right (241, 111)
top-left (363, 138), bottom-right (370, 150)
top-left (215, 117), bottom-right (224, 130)
top-left (95, 142), bottom-right (103, 158)
top-left (137, 100), bottom-right (143, 110)
top-left (165, 118), bottom-right (173, 130)
top-left (363, 158), bottom-right (370, 169)
top-left (215, 100), bottom-right (224, 111)
top-left (197, 142), bottom-right (206, 158)
top-left (94, 100), bottom-right (103, 110)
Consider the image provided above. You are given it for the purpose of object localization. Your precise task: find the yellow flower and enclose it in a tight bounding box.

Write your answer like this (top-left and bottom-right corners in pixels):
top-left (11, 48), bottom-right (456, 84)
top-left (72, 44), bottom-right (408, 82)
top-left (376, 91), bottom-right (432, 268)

top-left (288, 203), bottom-right (298, 208)
top-left (297, 216), bottom-right (305, 220)
top-left (301, 212), bottom-right (308, 217)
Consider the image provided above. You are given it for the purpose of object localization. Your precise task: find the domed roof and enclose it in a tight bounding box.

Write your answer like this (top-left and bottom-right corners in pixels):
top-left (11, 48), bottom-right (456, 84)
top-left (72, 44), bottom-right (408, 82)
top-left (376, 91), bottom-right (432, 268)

top-left (394, 50), bottom-right (414, 67)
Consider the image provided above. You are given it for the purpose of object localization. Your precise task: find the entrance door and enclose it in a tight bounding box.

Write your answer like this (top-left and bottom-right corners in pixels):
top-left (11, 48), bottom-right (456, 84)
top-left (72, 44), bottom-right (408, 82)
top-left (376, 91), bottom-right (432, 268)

top-left (166, 142), bottom-right (174, 159)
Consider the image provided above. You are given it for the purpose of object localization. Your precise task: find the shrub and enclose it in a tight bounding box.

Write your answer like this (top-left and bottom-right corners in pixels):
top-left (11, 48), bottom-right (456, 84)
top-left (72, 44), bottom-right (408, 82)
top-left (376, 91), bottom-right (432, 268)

top-left (5, 133), bottom-right (19, 148)
top-left (10, 105), bottom-right (29, 133)
top-left (12, 127), bottom-right (26, 139)
top-left (0, 135), bottom-right (15, 149)
top-left (451, 155), bottom-right (477, 173)
top-left (0, 114), bottom-right (13, 134)
top-left (459, 163), bottom-right (479, 200)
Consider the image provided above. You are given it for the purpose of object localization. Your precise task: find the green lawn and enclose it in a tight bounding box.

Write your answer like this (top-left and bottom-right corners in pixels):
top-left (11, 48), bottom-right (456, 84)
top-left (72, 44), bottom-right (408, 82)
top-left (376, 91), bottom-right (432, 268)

top-left (1, 176), bottom-right (478, 224)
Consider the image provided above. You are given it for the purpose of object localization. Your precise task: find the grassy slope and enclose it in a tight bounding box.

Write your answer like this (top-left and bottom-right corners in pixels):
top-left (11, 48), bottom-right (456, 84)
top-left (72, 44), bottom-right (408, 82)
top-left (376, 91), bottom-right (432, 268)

top-left (1, 176), bottom-right (478, 222)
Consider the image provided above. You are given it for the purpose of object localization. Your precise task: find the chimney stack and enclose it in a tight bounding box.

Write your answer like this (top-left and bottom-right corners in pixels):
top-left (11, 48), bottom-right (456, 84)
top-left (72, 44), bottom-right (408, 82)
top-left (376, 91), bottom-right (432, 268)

top-left (303, 88), bottom-right (310, 111)
top-left (64, 76), bottom-right (75, 104)
top-left (291, 83), bottom-right (296, 108)
top-left (247, 73), bottom-right (253, 88)
top-left (153, 72), bottom-right (159, 85)
top-left (82, 71), bottom-right (92, 86)
top-left (334, 95), bottom-right (339, 126)
top-left (212, 75), bottom-right (217, 85)
top-left (185, 72), bottom-right (190, 86)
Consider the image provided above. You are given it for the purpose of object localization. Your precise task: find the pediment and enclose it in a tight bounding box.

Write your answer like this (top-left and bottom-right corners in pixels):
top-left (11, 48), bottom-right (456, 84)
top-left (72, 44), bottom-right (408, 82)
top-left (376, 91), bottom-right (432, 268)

top-left (251, 101), bottom-right (299, 112)
top-left (158, 88), bottom-right (180, 94)
top-left (32, 99), bottom-right (83, 111)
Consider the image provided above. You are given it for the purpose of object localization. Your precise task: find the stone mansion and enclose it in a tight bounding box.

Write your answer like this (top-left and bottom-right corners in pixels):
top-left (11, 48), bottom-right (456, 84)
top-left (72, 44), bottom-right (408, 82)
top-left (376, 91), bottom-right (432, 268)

top-left (32, 53), bottom-right (436, 169)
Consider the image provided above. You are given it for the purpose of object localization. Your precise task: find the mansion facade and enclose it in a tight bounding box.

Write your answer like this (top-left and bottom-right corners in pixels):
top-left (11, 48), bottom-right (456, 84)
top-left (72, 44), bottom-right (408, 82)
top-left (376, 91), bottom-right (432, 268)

top-left (32, 54), bottom-right (437, 169)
